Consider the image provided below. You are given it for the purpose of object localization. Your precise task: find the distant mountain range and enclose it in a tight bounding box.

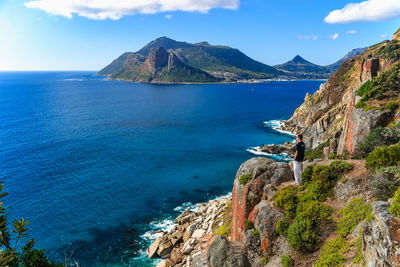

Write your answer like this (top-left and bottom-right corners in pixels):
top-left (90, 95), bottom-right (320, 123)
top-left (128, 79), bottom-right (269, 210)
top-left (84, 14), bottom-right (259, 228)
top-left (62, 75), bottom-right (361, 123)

top-left (274, 48), bottom-right (367, 79)
top-left (98, 37), bottom-right (367, 83)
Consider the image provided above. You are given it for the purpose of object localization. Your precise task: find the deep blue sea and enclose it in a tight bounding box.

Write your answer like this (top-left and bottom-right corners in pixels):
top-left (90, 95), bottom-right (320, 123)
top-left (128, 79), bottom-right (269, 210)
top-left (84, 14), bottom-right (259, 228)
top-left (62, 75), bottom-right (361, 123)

top-left (0, 71), bottom-right (321, 266)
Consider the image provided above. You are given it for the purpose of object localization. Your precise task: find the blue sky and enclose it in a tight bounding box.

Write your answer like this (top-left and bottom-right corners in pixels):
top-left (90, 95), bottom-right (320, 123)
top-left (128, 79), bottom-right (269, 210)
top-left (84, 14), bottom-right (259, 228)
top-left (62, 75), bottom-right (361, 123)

top-left (1, 0), bottom-right (400, 70)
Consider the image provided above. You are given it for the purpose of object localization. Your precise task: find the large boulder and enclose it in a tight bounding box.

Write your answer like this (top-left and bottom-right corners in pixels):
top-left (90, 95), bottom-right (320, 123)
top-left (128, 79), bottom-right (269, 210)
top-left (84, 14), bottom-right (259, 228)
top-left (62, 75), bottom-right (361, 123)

top-left (231, 158), bottom-right (292, 242)
top-left (207, 235), bottom-right (250, 267)
top-left (250, 200), bottom-right (284, 253)
top-left (362, 201), bottom-right (400, 266)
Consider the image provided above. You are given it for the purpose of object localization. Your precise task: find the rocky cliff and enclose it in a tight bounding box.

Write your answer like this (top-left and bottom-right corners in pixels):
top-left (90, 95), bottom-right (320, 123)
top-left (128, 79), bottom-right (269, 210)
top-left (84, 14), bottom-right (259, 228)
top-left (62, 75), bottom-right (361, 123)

top-left (282, 32), bottom-right (400, 155)
top-left (106, 47), bottom-right (218, 83)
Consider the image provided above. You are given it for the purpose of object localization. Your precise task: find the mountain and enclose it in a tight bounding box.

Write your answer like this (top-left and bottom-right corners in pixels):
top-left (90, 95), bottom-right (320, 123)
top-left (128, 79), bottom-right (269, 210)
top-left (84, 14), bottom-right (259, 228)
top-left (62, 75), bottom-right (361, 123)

top-left (98, 37), bottom-right (281, 83)
top-left (325, 47), bottom-right (367, 72)
top-left (107, 47), bottom-right (219, 83)
top-left (274, 55), bottom-right (331, 79)
top-left (274, 48), bottom-right (367, 79)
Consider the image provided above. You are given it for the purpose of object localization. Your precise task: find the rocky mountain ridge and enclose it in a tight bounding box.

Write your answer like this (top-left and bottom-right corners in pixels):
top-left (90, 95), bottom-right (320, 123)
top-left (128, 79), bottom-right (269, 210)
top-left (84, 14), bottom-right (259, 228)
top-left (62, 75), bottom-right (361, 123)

top-left (282, 32), bottom-right (400, 155)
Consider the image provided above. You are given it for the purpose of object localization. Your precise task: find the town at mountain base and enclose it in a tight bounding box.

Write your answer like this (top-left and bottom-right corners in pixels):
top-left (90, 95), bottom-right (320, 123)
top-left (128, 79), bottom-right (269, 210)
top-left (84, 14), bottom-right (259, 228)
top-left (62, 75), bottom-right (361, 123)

top-left (147, 28), bottom-right (400, 266)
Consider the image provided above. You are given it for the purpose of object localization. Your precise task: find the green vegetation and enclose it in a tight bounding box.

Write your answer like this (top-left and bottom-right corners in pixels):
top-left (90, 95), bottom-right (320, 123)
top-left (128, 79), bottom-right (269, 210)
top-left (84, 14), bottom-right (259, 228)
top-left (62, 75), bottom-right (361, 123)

top-left (281, 255), bottom-right (293, 267)
top-left (287, 219), bottom-right (319, 252)
top-left (328, 154), bottom-right (349, 160)
top-left (239, 173), bottom-right (252, 184)
top-left (214, 200), bottom-right (232, 238)
top-left (260, 257), bottom-right (268, 265)
top-left (337, 198), bottom-right (372, 237)
top-left (315, 198), bottom-right (371, 266)
top-left (295, 201), bottom-right (332, 228)
top-left (252, 229), bottom-right (260, 237)
top-left (276, 216), bottom-right (291, 236)
top-left (371, 166), bottom-right (400, 200)
top-left (0, 183), bottom-right (61, 267)
top-left (377, 40), bottom-right (400, 60)
top-left (245, 220), bottom-right (254, 230)
top-left (274, 162), bottom-right (358, 254)
top-left (366, 142), bottom-right (400, 170)
top-left (329, 161), bottom-right (354, 175)
top-left (274, 186), bottom-right (298, 218)
top-left (301, 166), bottom-right (314, 184)
top-left (314, 237), bottom-right (348, 267)
top-left (360, 126), bottom-right (400, 155)
top-left (356, 63), bottom-right (400, 103)
top-left (386, 101), bottom-right (399, 110)
top-left (305, 147), bottom-right (324, 161)
top-left (389, 186), bottom-right (400, 217)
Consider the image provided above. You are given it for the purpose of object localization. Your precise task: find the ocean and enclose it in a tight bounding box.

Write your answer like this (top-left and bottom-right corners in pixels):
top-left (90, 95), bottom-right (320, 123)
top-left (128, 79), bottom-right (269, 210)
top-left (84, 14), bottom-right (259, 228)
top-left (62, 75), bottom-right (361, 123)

top-left (0, 71), bottom-right (321, 266)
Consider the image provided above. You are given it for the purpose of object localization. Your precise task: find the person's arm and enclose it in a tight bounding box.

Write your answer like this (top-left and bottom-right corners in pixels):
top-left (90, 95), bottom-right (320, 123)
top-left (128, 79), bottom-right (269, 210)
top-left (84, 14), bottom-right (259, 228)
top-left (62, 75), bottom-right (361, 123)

top-left (294, 150), bottom-right (298, 161)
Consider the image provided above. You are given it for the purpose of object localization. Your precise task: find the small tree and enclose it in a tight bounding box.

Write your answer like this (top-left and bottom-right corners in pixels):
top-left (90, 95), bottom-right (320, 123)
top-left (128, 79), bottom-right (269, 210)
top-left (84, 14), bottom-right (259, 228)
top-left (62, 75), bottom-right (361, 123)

top-left (0, 182), bottom-right (62, 267)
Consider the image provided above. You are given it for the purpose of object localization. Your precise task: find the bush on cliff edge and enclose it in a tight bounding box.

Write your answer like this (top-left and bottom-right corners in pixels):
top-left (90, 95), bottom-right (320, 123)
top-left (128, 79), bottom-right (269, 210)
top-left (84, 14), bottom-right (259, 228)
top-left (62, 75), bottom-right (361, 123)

top-left (366, 142), bottom-right (400, 170)
top-left (389, 186), bottom-right (400, 217)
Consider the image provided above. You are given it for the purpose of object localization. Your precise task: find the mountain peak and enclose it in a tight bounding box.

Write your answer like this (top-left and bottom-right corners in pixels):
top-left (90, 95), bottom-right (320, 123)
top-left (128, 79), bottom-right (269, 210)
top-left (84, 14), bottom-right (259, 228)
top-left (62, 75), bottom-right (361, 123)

top-left (393, 28), bottom-right (400, 41)
top-left (292, 55), bottom-right (308, 63)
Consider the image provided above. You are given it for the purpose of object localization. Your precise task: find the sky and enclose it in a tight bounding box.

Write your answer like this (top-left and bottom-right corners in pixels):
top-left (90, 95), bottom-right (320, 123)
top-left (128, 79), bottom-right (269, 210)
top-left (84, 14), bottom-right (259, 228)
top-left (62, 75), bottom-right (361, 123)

top-left (0, 0), bottom-right (400, 70)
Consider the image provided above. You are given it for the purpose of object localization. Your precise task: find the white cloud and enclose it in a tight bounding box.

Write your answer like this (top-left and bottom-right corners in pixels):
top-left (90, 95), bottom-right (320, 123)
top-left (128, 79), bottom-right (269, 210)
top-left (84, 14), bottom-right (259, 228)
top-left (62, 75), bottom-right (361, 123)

top-left (380, 33), bottom-right (388, 38)
top-left (297, 35), bottom-right (318, 41)
top-left (24, 0), bottom-right (239, 20)
top-left (165, 14), bottom-right (173, 19)
top-left (329, 33), bottom-right (339, 40)
top-left (345, 30), bottom-right (358, 34)
top-left (325, 0), bottom-right (400, 24)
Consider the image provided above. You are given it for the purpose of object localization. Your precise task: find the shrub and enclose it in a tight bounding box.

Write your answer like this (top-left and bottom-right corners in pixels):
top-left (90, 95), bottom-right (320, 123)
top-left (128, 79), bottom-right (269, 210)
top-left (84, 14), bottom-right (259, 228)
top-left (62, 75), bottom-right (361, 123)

top-left (281, 255), bottom-right (293, 267)
top-left (215, 224), bottom-right (231, 237)
top-left (314, 236), bottom-right (347, 267)
top-left (308, 180), bottom-right (333, 202)
top-left (337, 198), bottom-right (372, 237)
top-left (356, 63), bottom-right (400, 102)
top-left (305, 148), bottom-right (324, 161)
top-left (329, 160), bottom-right (354, 175)
top-left (295, 200), bottom-right (332, 228)
top-left (275, 186), bottom-right (299, 218)
top-left (287, 219), bottom-right (319, 252)
top-left (389, 186), bottom-right (400, 217)
top-left (276, 216), bottom-right (291, 236)
top-left (370, 166), bottom-right (400, 200)
top-left (301, 166), bottom-right (313, 184)
top-left (366, 142), bottom-right (400, 170)
top-left (252, 229), bottom-right (260, 237)
top-left (360, 126), bottom-right (400, 155)
top-left (312, 165), bottom-right (332, 182)
top-left (386, 101), bottom-right (399, 110)
top-left (260, 257), bottom-right (267, 265)
top-left (328, 154), bottom-right (349, 160)
top-left (239, 173), bottom-right (252, 184)
top-left (245, 220), bottom-right (254, 230)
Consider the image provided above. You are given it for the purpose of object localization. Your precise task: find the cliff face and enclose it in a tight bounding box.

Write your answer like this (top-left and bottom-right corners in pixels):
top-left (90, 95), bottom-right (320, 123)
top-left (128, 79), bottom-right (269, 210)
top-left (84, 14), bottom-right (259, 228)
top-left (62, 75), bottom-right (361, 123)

top-left (110, 47), bottom-right (218, 83)
top-left (283, 33), bottom-right (400, 155)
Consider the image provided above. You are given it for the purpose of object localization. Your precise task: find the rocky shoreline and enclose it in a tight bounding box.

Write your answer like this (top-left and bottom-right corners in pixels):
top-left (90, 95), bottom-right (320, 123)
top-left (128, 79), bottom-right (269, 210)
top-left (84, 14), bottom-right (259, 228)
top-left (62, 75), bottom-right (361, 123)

top-left (147, 195), bottom-right (232, 267)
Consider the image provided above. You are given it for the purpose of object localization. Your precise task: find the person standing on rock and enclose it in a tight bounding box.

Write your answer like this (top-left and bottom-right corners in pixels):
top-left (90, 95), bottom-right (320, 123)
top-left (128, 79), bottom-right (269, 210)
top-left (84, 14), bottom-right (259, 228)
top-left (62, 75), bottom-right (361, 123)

top-left (293, 134), bottom-right (305, 186)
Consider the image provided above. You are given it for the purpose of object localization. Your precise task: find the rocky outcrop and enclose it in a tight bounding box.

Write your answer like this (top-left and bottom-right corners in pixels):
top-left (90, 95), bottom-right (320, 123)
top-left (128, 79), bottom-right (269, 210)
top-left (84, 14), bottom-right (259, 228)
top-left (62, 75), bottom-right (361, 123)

top-left (362, 201), bottom-right (400, 266)
top-left (207, 236), bottom-right (250, 267)
top-left (148, 196), bottom-right (230, 266)
top-left (231, 158), bottom-right (293, 242)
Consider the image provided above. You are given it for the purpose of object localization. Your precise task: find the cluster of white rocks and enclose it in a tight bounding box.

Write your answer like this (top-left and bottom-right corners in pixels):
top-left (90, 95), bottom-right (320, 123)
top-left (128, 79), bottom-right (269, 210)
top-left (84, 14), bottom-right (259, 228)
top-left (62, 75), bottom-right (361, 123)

top-left (147, 196), bottom-right (231, 267)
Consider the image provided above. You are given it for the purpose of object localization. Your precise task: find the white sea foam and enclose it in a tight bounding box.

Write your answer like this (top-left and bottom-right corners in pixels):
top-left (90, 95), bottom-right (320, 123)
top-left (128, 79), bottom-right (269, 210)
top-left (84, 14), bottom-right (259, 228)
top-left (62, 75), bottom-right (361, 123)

top-left (246, 146), bottom-right (292, 161)
top-left (263, 120), bottom-right (296, 136)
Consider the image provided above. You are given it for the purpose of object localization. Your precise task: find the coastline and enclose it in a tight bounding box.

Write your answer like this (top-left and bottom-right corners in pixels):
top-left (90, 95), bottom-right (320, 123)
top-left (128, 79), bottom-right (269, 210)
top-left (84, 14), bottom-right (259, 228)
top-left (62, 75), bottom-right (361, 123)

top-left (143, 119), bottom-right (297, 266)
top-left (99, 75), bottom-right (328, 85)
